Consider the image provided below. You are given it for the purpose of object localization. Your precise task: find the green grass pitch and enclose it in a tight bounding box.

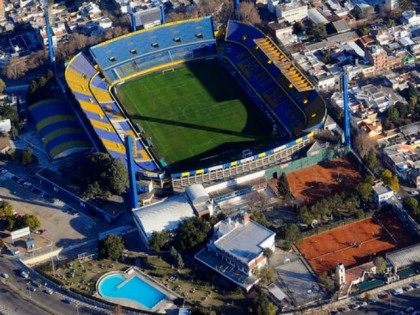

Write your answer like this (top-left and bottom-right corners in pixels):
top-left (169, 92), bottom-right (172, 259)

top-left (114, 58), bottom-right (275, 170)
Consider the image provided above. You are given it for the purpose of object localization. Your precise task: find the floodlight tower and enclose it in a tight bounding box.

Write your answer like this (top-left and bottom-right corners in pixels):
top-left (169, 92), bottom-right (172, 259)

top-left (125, 136), bottom-right (139, 210)
top-left (128, 1), bottom-right (137, 32)
top-left (42, 0), bottom-right (56, 67)
top-left (342, 70), bottom-right (351, 148)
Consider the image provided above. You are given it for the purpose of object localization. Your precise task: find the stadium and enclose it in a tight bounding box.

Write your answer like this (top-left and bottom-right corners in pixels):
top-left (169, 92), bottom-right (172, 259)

top-left (65, 17), bottom-right (327, 186)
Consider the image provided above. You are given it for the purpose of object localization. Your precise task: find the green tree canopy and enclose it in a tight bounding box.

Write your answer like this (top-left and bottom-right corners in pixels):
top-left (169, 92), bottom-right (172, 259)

top-left (98, 235), bottom-right (125, 260)
top-left (174, 217), bottom-right (211, 252)
top-left (363, 149), bottom-right (378, 170)
top-left (307, 23), bottom-right (327, 40)
top-left (284, 223), bottom-right (300, 243)
top-left (374, 256), bottom-right (387, 274)
top-left (254, 291), bottom-right (278, 315)
top-left (250, 210), bottom-right (271, 228)
top-left (0, 201), bottom-right (14, 218)
top-left (149, 230), bottom-right (170, 251)
top-left (80, 153), bottom-right (129, 199)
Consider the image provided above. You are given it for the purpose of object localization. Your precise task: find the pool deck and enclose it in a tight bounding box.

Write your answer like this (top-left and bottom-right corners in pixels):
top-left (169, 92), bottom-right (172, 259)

top-left (95, 267), bottom-right (179, 313)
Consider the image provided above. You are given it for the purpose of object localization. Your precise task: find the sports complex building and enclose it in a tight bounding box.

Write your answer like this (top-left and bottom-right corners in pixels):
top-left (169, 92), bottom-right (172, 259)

top-left (65, 17), bottom-right (327, 187)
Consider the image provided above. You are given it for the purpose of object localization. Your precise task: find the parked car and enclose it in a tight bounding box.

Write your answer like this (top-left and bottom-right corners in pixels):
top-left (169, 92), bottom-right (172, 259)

top-left (44, 288), bottom-right (54, 295)
top-left (32, 281), bottom-right (42, 288)
top-left (410, 190), bottom-right (419, 196)
top-left (63, 298), bottom-right (72, 304)
top-left (27, 285), bottom-right (36, 292)
top-left (391, 288), bottom-right (403, 295)
top-left (1, 272), bottom-right (9, 279)
top-left (20, 270), bottom-right (29, 279)
top-left (403, 285), bottom-right (414, 292)
top-left (406, 307), bottom-right (415, 312)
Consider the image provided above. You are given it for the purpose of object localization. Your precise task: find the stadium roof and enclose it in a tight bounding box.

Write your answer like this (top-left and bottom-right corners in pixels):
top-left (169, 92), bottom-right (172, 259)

top-left (132, 194), bottom-right (195, 238)
top-left (386, 243), bottom-right (420, 269)
top-left (214, 219), bottom-right (275, 264)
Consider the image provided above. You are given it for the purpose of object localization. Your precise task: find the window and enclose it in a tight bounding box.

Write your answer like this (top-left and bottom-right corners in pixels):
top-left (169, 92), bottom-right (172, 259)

top-left (109, 56), bottom-right (116, 62)
top-left (151, 42), bottom-right (159, 48)
top-left (81, 73), bottom-right (87, 79)
top-left (130, 49), bottom-right (137, 54)
top-left (173, 37), bottom-right (181, 43)
top-left (195, 33), bottom-right (203, 38)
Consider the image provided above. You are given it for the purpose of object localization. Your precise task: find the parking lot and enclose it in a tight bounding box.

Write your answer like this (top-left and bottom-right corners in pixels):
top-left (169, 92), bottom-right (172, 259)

top-left (0, 167), bottom-right (100, 252)
top-left (337, 285), bottom-right (420, 314)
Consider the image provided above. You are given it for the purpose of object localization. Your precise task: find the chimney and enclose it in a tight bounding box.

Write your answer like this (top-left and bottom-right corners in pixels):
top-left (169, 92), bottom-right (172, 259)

top-left (243, 212), bottom-right (250, 225)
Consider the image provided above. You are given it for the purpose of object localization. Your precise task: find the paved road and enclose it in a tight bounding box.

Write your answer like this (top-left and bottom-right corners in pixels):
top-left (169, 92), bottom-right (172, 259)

top-left (0, 284), bottom-right (50, 315)
top-left (0, 256), bottom-right (109, 315)
top-left (342, 288), bottom-right (420, 314)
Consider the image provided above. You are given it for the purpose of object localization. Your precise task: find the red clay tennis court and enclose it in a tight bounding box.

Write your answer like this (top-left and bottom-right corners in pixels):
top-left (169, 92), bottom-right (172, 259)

top-left (297, 213), bottom-right (417, 274)
top-left (287, 157), bottom-right (362, 204)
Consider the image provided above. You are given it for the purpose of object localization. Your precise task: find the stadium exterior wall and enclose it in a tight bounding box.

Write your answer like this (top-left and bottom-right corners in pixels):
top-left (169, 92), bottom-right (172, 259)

top-left (171, 133), bottom-right (314, 188)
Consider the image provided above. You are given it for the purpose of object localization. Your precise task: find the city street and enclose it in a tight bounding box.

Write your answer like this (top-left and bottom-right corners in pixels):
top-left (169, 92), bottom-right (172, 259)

top-left (0, 256), bottom-right (109, 315)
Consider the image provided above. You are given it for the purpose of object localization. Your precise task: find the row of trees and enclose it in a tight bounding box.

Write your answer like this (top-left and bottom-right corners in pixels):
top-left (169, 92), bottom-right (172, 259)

top-left (60, 152), bottom-right (128, 200)
top-left (149, 216), bottom-right (212, 253)
top-left (3, 26), bottom-right (129, 80)
top-left (167, 0), bottom-right (261, 26)
top-left (384, 86), bottom-right (420, 130)
top-left (298, 192), bottom-right (363, 226)
top-left (404, 197), bottom-right (420, 223)
top-left (0, 201), bottom-right (41, 232)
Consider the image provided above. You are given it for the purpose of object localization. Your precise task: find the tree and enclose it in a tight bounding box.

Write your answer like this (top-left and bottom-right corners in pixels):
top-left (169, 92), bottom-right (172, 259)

top-left (98, 235), bottom-right (125, 260)
top-left (387, 106), bottom-right (400, 122)
top-left (253, 291), bottom-right (277, 315)
top-left (238, 1), bottom-right (261, 25)
top-left (381, 169), bottom-right (393, 184)
top-left (257, 266), bottom-right (277, 285)
top-left (263, 248), bottom-right (273, 259)
top-left (389, 175), bottom-right (400, 192)
top-left (374, 256), bottom-right (387, 274)
top-left (149, 231), bottom-right (170, 251)
top-left (284, 223), bottom-right (300, 243)
top-left (0, 201), bottom-right (14, 218)
top-left (250, 210), bottom-right (271, 228)
top-left (318, 272), bottom-right (336, 294)
top-left (0, 78), bottom-right (6, 94)
top-left (277, 173), bottom-right (292, 200)
top-left (403, 197), bottom-right (419, 218)
top-left (355, 208), bottom-right (365, 219)
top-left (357, 182), bottom-right (373, 202)
top-left (307, 23), bottom-right (327, 40)
top-left (21, 214), bottom-right (41, 232)
top-left (363, 149), bottom-right (378, 170)
top-left (174, 217), bottom-right (211, 252)
top-left (80, 153), bottom-right (129, 199)
top-left (292, 22), bottom-right (304, 34)
top-left (21, 148), bottom-right (35, 166)
top-left (358, 26), bottom-right (370, 36)
top-left (354, 132), bottom-right (376, 158)
top-left (176, 252), bottom-right (185, 269)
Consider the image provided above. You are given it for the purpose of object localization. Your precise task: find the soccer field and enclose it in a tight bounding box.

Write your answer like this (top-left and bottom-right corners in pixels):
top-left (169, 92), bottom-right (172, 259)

top-left (114, 59), bottom-right (275, 170)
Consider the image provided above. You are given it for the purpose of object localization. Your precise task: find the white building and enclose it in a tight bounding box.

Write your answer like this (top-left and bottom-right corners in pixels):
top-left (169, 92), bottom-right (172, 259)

top-left (274, 0), bottom-right (308, 24)
top-left (373, 184), bottom-right (394, 205)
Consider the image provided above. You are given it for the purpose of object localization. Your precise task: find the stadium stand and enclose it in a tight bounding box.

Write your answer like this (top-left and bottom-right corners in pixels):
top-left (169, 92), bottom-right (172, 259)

top-left (29, 99), bottom-right (91, 159)
top-left (225, 21), bottom-right (326, 136)
top-left (65, 53), bottom-right (159, 174)
top-left (89, 17), bottom-right (216, 82)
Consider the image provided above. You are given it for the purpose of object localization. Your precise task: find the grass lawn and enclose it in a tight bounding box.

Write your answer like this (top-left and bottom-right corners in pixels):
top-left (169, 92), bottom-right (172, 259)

top-left (140, 255), bottom-right (247, 314)
top-left (114, 58), bottom-right (275, 171)
top-left (38, 259), bottom-right (128, 295)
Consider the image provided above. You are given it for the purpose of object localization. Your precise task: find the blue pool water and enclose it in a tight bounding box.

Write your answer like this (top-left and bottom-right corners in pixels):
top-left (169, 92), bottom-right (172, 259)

top-left (98, 274), bottom-right (165, 309)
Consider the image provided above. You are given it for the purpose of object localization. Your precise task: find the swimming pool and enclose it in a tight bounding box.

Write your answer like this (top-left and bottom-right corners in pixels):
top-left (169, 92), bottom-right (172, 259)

top-left (98, 273), bottom-right (166, 309)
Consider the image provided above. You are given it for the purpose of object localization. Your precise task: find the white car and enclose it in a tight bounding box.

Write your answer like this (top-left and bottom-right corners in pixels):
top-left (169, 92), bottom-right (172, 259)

top-left (1, 272), bottom-right (9, 279)
top-left (392, 288), bottom-right (403, 295)
top-left (20, 270), bottom-right (29, 279)
top-left (44, 288), bottom-right (54, 295)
